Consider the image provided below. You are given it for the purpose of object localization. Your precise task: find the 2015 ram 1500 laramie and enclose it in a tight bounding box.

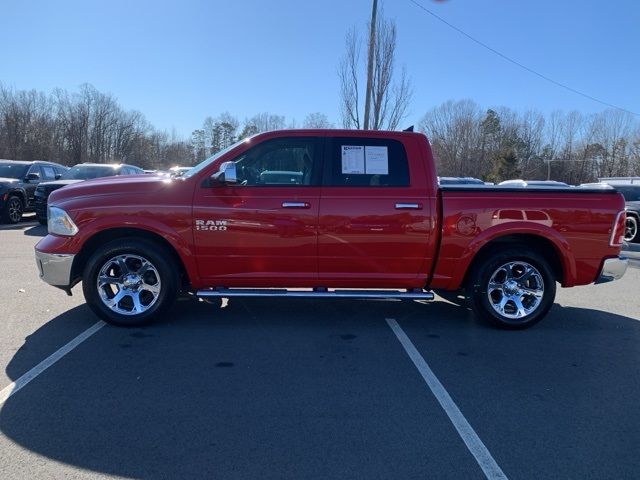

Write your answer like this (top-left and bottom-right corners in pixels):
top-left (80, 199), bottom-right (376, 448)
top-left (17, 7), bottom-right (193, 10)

top-left (34, 130), bottom-right (628, 329)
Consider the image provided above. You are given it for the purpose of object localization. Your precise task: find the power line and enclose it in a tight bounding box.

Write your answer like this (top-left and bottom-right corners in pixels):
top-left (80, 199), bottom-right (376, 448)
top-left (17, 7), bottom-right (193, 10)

top-left (408, 0), bottom-right (640, 116)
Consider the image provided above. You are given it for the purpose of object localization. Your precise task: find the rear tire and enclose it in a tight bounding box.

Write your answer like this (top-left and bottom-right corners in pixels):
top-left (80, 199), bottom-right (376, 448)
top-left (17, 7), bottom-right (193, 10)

top-left (82, 238), bottom-right (179, 326)
top-left (2, 195), bottom-right (24, 224)
top-left (467, 247), bottom-right (556, 329)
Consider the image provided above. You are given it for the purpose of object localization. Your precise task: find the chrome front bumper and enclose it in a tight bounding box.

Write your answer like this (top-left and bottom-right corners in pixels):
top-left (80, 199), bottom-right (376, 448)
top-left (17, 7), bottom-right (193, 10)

top-left (35, 249), bottom-right (75, 288)
top-left (595, 257), bottom-right (628, 284)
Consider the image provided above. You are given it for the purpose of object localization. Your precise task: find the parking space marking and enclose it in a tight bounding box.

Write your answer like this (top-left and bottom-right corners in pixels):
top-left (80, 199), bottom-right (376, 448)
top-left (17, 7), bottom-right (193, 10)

top-left (0, 321), bottom-right (105, 407)
top-left (385, 318), bottom-right (508, 480)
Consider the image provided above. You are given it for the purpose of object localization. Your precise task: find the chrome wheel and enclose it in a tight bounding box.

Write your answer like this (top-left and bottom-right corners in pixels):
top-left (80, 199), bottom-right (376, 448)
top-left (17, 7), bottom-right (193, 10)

top-left (487, 261), bottom-right (544, 320)
top-left (7, 197), bottom-right (23, 223)
top-left (624, 216), bottom-right (637, 242)
top-left (97, 254), bottom-right (161, 316)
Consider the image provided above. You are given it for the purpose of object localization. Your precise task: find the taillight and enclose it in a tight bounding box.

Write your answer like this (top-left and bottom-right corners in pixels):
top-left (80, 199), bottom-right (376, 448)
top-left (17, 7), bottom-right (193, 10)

top-left (609, 211), bottom-right (626, 247)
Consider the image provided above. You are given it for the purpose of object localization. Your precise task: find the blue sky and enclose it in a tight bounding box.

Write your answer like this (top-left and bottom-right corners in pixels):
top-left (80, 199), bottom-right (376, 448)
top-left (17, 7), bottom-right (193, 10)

top-left (1, 0), bottom-right (638, 136)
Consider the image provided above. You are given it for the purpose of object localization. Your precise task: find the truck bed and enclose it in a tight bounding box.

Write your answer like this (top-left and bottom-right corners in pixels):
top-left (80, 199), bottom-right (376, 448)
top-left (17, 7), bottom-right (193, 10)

top-left (430, 187), bottom-right (624, 290)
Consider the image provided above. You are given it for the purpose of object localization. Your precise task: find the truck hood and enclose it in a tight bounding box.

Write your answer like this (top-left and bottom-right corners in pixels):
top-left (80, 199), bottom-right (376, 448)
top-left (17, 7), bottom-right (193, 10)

top-left (48, 174), bottom-right (180, 206)
top-left (0, 177), bottom-right (19, 186)
top-left (39, 179), bottom-right (84, 188)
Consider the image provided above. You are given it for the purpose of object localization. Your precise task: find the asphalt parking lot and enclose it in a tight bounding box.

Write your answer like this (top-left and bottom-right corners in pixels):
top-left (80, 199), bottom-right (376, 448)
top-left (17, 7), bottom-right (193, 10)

top-left (0, 219), bottom-right (639, 479)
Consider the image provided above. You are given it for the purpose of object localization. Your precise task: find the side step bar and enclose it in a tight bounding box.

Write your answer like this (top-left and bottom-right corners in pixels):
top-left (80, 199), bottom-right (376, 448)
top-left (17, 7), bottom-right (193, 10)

top-left (196, 288), bottom-right (434, 300)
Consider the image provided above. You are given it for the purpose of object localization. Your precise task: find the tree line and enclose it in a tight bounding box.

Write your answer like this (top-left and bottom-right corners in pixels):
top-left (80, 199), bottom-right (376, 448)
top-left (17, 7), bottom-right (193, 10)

top-left (0, 82), bottom-right (336, 169)
top-left (0, 83), bottom-right (194, 170)
top-left (2, 82), bottom-right (638, 184)
top-left (420, 100), bottom-right (640, 184)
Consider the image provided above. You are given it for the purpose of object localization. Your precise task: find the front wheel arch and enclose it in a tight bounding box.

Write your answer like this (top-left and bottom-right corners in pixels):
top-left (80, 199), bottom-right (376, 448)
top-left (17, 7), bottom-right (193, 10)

top-left (72, 227), bottom-right (190, 290)
top-left (8, 189), bottom-right (27, 206)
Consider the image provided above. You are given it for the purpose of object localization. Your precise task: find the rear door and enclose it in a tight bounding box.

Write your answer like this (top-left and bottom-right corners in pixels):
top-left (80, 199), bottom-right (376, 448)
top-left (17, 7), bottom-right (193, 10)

top-left (193, 135), bottom-right (323, 285)
top-left (318, 136), bottom-right (433, 287)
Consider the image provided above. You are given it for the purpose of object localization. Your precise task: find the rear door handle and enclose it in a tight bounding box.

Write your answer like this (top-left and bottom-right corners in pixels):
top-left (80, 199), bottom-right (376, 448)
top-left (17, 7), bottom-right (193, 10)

top-left (395, 203), bottom-right (421, 210)
top-left (282, 201), bottom-right (310, 209)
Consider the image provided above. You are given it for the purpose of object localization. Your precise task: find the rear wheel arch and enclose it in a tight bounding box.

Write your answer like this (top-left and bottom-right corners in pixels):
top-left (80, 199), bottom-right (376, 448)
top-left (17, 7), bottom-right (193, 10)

top-left (71, 227), bottom-right (190, 289)
top-left (464, 234), bottom-right (565, 287)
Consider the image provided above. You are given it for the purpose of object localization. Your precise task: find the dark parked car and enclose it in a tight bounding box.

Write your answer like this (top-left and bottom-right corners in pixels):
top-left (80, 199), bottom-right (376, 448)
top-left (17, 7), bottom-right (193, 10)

top-left (0, 160), bottom-right (67, 224)
top-left (34, 163), bottom-right (145, 224)
top-left (580, 180), bottom-right (640, 243)
top-left (169, 166), bottom-right (192, 177)
top-left (605, 184), bottom-right (640, 243)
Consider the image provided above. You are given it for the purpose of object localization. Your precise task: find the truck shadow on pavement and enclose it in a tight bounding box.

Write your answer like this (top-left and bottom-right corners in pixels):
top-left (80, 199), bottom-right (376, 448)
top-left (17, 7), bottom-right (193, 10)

top-left (1, 299), bottom-right (639, 479)
top-left (22, 224), bottom-right (47, 237)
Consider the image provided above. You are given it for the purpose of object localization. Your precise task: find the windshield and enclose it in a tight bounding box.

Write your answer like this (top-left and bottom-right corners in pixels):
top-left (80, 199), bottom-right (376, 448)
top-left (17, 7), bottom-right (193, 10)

top-left (182, 139), bottom-right (247, 178)
top-left (616, 186), bottom-right (640, 202)
top-left (0, 163), bottom-right (28, 179)
top-left (62, 165), bottom-right (119, 180)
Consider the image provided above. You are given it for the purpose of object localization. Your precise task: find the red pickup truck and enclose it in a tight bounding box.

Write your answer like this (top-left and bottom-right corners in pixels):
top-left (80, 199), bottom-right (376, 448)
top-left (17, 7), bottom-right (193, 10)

top-left (35, 129), bottom-right (628, 329)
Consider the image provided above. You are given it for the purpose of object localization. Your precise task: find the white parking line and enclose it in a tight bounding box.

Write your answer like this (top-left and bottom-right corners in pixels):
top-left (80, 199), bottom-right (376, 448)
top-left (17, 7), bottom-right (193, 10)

top-left (385, 318), bottom-right (508, 480)
top-left (0, 321), bottom-right (105, 407)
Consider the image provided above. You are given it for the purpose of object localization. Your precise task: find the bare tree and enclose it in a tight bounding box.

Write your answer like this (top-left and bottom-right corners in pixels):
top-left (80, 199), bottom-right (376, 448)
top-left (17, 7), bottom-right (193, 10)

top-left (338, 9), bottom-right (412, 130)
top-left (303, 112), bottom-right (333, 129)
top-left (419, 100), bottom-right (483, 177)
top-left (246, 112), bottom-right (286, 133)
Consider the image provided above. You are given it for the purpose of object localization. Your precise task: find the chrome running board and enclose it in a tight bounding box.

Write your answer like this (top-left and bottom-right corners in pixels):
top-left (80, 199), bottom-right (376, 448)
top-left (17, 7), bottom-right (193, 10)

top-left (196, 288), bottom-right (434, 300)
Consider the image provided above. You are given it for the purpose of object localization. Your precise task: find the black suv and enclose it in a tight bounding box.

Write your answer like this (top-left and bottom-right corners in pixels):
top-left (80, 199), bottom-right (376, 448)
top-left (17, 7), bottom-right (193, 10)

top-left (34, 163), bottom-right (145, 224)
top-left (0, 160), bottom-right (67, 224)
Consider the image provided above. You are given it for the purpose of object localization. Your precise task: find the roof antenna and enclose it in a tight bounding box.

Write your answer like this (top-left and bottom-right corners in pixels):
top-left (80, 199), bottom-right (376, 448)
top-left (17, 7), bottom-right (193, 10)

top-left (403, 125), bottom-right (414, 132)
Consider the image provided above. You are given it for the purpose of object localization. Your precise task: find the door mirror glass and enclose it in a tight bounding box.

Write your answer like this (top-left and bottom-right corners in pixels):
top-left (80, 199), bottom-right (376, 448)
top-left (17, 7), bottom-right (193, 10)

top-left (211, 161), bottom-right (237, 185)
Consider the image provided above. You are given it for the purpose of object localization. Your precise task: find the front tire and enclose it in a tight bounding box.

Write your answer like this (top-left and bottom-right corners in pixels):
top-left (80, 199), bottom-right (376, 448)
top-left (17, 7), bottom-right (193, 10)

top-left (82, 238), bottom-right (179, 326)
top-left (2, 195), bottom-right (24, 224)
top-left (467, 247), bottom-right (556, 329)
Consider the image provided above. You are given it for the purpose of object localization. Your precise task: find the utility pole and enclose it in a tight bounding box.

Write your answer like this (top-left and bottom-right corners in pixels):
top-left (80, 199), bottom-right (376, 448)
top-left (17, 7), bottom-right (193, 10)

top-left (363, 0), bottom-right (378, 130)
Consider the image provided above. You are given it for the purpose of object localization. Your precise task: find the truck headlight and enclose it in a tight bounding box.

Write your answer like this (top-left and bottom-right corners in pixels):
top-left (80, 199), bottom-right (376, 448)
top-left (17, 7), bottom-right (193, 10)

top-left (48, 206), bottom-right (79, 236)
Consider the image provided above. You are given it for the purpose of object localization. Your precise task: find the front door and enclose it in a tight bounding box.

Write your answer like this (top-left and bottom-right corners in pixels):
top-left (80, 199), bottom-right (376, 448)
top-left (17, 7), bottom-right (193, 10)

top-left (24, 165), bottom-right (43, 208)
top-left (193, 136), bottom-right (323, 286)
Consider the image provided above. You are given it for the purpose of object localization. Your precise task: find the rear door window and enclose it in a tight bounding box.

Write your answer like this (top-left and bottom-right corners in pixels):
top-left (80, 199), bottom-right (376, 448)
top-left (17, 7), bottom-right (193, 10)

top-left (325, 137), bottom-right (409, 187)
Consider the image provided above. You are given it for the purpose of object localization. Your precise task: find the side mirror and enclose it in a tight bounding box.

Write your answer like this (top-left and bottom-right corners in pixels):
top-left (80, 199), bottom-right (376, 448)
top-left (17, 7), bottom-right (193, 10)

top-left (54, 174), bottom-right (62, 180)
top-left (211, 161), bottom-right (238, 185)
top-left (25, 172), bottom-right (40, 182)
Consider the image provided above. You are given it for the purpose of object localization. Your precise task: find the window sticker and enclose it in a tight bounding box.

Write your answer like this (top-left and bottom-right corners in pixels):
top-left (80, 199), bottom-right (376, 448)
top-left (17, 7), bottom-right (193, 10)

top-left (341, 145), bottom-right (365, 174)
top-left (364, 146), bottom-right (388, 175)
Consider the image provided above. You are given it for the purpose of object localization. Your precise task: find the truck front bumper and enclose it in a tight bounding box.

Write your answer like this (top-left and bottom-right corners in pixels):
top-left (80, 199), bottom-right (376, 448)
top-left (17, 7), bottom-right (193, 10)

top-left (595, 256), bottom-right (628, 284)
top-left (35, 249), bottom-right (75, 290)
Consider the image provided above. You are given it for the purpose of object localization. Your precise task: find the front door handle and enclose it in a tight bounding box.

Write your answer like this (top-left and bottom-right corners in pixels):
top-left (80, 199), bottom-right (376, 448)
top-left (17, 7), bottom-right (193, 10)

top-left (282, 201), bottom-right (310, 209)
top-left (395, 203), bottom-right (421, 210)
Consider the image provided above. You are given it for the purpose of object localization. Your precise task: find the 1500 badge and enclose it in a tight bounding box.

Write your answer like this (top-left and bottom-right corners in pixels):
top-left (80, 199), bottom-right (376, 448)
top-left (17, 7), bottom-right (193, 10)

top-left (195, 219), bottom-right (228, 231)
